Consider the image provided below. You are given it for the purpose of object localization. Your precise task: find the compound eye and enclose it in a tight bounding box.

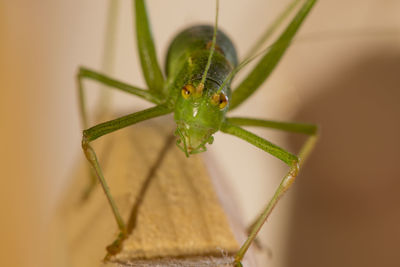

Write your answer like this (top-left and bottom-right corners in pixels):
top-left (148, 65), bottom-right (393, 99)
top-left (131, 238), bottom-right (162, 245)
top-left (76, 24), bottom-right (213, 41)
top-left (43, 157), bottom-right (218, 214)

top-left (219, 93), bottom-right (228, 109)
top-left (181, 84), bottom-right (195, 99)
top-left (211, 92), bottom-right (228, 109)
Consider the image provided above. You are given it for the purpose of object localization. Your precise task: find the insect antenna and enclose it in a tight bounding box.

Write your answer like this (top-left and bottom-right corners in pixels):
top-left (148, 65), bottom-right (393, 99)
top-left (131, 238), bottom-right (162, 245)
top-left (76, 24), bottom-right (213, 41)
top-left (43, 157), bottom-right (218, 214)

top-left (197, 0), bottom-right (220, 94)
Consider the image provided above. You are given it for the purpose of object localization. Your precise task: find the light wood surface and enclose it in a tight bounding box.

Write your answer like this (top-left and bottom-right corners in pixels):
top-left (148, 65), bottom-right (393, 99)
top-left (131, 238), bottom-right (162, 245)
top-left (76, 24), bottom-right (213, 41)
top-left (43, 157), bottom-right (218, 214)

top-left (58, 116), bottom-right (253, 267)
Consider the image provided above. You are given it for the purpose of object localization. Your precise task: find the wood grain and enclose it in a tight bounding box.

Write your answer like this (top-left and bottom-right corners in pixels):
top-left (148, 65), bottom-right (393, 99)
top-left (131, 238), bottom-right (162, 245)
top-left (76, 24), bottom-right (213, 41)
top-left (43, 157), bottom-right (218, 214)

top-left (58, 116), bottom-right (253, 267)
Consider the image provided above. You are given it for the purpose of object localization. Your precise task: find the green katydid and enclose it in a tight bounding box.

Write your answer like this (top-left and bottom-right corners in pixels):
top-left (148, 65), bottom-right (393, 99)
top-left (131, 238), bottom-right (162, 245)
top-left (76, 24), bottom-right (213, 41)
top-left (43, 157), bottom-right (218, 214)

top-left (77, 0), bottom-right (319, 266)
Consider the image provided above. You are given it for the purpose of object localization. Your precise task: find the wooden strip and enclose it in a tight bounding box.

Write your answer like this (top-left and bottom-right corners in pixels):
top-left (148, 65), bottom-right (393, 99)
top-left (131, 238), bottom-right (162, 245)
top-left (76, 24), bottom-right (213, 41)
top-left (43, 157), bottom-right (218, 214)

top-left (58, 116), bottom-right (253, 266)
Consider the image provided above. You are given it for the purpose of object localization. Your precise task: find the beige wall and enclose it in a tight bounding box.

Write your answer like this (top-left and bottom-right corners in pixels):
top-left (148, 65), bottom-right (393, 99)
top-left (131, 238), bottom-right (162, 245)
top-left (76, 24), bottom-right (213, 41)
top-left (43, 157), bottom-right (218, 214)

top-left (1, 0), bottom-right (399, 266)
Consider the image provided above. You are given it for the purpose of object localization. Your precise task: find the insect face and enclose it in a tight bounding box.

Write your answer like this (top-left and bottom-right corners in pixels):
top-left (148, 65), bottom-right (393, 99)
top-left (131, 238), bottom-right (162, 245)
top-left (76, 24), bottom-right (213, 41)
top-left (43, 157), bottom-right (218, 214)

top-left (174, 80), bottom-right (229, 156)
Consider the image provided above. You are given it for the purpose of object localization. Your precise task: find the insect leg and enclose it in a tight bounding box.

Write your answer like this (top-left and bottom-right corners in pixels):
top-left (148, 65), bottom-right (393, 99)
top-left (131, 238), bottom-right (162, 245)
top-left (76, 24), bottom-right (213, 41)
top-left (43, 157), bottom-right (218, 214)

top-left (229, 0), bottom-right (317, 110)
top-left (77, 67), bottom-right (161, 129)
top-left (77, 67), bottom-right (163, 199)
top-left (227, 117), bottom-right (316, 135)
top-left (81, 104), bottom-right (172, 256)
top-left (134, 0), bottom-right (165, 94)
top-left (226, 116), bottom-right (318, 165)
top-left (220, 120), bottom-right (318, 265)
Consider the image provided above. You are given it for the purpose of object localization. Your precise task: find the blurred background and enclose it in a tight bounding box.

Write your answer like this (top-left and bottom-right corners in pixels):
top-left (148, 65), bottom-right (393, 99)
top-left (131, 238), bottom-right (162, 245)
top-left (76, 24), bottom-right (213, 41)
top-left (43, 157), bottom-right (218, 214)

top-left (1, 0), bottom-right (399, 266)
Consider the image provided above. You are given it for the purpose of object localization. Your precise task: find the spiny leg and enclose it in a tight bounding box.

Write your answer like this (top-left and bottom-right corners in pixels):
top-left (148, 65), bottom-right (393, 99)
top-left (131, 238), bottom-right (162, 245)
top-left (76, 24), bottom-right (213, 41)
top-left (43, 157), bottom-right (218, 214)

top-left (81, 104), bottom-right (172, 257)
top-left (134, 0), bottom-right (165, 94)
top-left (229, 0), bottom-right (317, 110)
top-left (220, 119), bottom-right (318, 266)
top-left (77, 67), bottom-right (162, 198)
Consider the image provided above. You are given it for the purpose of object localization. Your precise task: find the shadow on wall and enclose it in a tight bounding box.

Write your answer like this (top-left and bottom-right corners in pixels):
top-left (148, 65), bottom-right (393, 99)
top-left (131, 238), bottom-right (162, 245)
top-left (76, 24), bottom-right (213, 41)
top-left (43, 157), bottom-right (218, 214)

top-left (286, 48), bottom-right (400, 267)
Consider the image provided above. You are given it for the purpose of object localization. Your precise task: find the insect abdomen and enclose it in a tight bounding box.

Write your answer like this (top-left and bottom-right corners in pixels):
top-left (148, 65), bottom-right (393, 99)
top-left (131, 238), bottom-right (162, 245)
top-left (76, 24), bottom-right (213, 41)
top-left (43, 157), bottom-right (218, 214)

top-left (165, 25), bottom-right (238, 80)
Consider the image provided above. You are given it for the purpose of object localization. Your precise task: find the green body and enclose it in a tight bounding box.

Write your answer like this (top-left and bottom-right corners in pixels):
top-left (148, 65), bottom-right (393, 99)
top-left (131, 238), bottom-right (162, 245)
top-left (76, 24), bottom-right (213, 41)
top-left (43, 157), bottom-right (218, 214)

top-left (165, 25), bottom-right (238, 78)
top-left (165, 25), bottom-right (238, 153)
top-left (77, 0), bottom-right (319, 265)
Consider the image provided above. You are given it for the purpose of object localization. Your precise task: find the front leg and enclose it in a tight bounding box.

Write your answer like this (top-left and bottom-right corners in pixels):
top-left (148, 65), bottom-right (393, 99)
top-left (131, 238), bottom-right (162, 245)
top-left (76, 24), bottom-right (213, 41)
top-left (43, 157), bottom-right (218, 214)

top-left (226, 116), bottom-right (318, 164)
top-left (81, 104), bottom-right (172, 257)
top-left (77, 67), bottom-right (161, 129)
top-left (77, 67), bottom-right (163, 198)
top-left (220, 120), bottom-right (318, 265)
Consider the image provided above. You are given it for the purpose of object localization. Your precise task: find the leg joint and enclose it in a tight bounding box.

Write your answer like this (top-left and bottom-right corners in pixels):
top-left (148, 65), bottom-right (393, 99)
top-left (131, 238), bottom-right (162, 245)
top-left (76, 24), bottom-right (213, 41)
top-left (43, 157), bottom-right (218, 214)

top-left (81, 132), bottom-right (96, 162)
top-left (81, 131), bottom-right (89, 148)
top-left (290, 157), bottom-right (300, 176)
top-left (282, 158), bottom-right (300, 190)
top-left (77, 66), bottom-right (96, 81)
top-left (77, 66), bottom-right (88, 77)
